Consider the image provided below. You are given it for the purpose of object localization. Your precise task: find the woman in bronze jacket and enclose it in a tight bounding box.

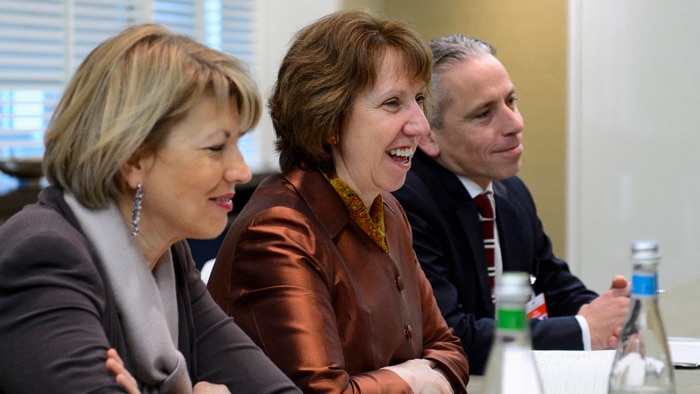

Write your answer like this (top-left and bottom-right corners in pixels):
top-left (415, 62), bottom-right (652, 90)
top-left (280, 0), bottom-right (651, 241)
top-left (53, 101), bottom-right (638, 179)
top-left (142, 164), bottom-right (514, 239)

top-left (207, 8), bottom-right (469, 393)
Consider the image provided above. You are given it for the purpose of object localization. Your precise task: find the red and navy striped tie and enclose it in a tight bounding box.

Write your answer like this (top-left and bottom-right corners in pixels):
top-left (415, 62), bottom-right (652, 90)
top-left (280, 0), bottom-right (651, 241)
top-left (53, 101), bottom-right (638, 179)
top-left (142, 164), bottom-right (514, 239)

top-left (474, 192), bottom-right (496, 299)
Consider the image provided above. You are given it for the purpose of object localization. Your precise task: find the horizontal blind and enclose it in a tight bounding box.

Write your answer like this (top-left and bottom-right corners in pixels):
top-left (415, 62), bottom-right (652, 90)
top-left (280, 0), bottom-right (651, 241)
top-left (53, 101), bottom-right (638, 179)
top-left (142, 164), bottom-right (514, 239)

top-left (72, 1), bottom-right (144, 66)
top-left (153, 0), bottom-right (200, 38)
top-left (219, 0), bottom-right (261, 171)
top-left (0, 0), bottom-right (67, 158)
top-left (0, 0), bottom-right (262, 172)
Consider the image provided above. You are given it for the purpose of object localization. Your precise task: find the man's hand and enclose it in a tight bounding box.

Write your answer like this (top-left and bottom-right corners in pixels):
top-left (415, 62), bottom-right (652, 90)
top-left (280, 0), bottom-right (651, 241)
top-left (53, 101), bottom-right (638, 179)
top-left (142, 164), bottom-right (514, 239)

top-left (609, 275), bottom-right (629, 295)
top-left (578, 275), bottom-right (630, 349)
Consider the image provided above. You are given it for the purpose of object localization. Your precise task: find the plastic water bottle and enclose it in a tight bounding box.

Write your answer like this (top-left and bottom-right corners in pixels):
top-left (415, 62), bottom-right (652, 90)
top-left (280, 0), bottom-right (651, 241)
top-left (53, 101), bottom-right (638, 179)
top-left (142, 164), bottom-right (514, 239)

top-left (608, 240), bottom-right (675, 393)
top-left (483, 272), bottom-right (544, 394)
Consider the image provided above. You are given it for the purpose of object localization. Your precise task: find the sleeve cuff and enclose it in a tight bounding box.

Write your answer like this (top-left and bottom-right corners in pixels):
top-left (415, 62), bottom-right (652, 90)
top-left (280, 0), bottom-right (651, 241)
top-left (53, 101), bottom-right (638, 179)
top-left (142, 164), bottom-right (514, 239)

top-left (575, 314), bottom-right (592, 351)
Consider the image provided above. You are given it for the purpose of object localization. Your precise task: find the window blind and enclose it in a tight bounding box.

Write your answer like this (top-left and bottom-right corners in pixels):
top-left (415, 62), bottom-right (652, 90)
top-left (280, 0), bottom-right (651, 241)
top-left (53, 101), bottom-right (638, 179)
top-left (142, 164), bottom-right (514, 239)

top-left (0, 0), bottom-right (261, 170)
top-left (0, 0), bottom-right (66, 158)
top-left (220, 0), bottom-right (260, 170)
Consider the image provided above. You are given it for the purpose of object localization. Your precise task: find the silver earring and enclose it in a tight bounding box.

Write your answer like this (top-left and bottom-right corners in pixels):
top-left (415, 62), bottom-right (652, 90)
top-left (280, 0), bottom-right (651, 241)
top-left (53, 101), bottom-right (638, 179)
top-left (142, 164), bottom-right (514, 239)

top-left (131, 183), bottom-right (142, 236)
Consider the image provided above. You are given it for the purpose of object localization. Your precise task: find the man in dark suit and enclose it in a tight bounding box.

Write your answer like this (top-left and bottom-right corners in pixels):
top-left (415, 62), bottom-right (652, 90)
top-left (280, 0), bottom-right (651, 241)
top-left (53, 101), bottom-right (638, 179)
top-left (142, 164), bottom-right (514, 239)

top-left (393, 34), bottom-right (630, 374)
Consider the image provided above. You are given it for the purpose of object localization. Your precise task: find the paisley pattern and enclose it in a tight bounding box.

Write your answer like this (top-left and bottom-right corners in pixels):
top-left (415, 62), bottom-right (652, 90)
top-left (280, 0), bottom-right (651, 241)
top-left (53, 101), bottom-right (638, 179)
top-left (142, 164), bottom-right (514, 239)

top-left (325, 173), bottom-right (388, 254)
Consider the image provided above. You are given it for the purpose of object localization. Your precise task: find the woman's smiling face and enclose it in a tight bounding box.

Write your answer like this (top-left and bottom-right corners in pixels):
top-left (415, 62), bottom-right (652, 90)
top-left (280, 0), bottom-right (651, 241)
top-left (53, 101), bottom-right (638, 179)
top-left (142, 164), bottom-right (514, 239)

top-left (123, 96), bottom-right (252, 245)
top-left (332, 49), bottom-right (431, 206)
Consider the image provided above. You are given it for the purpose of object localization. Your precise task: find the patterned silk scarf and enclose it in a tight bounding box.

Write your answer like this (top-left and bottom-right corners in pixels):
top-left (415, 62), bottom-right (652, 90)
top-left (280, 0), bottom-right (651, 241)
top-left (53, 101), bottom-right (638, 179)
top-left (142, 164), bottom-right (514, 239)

top-left (325, 173), bottom-right (389, 254)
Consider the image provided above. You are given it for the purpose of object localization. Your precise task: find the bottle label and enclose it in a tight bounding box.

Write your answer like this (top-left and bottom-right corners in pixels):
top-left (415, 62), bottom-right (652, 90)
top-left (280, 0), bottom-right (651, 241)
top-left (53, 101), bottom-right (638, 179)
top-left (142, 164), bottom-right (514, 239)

top-left (632, 272), bottom-right (657, 297)
top-left (497, 308), bottom-right (527, 331)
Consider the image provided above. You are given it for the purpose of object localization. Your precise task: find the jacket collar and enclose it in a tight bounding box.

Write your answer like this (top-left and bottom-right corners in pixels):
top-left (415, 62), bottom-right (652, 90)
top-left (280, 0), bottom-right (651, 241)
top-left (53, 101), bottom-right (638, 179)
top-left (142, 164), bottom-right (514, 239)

top-left (283, 163), bottom-right (398, 239)
top-left (412, 149), bottom-right (473, 204)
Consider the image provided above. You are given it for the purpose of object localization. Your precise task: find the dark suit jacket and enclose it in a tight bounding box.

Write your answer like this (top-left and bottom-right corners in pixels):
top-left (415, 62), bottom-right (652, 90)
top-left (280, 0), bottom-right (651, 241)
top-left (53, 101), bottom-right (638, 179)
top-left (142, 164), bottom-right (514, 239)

top-left (0, 186), bottom-right (299, 393)
top-left (207, 164), bottom-right (469, 393)
top-left (393, 150), bottom-right (598, 374)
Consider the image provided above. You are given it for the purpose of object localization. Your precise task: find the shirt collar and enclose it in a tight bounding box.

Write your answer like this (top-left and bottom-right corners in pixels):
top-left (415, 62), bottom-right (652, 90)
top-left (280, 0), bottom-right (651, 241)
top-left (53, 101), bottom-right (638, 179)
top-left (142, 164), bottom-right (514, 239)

top-left (457, 175), bottom-right (494, 199)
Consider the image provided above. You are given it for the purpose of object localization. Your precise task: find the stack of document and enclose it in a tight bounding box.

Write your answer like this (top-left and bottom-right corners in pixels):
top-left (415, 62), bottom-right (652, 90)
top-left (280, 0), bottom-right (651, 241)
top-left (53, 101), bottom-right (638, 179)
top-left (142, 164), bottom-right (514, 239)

top-left (533, 350), bottom-right (614, 394)
top-left (668, 337), bottom-right (700, 368)
top-left (533, 339), bottom-right (700, 394)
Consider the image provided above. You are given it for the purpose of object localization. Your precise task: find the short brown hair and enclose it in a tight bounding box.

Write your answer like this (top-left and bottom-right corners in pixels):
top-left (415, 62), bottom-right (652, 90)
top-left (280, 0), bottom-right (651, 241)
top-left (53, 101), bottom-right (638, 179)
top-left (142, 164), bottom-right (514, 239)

top-left (269, 8), bottom-right (432, 175)
top-left (44, 24), bottom-right (261, 208)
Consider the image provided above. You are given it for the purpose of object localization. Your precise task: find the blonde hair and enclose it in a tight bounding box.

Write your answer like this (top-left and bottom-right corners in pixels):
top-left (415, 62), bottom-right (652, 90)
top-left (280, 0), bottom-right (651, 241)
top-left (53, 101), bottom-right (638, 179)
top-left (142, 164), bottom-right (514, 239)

top-left (44, 23), bottom-right (261, 208)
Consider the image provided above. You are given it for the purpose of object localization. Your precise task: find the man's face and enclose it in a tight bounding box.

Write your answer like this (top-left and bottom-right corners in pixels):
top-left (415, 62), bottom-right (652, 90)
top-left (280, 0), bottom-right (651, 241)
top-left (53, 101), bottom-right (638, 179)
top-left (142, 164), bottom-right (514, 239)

top-left (423, 54), bottom-right (524, 189)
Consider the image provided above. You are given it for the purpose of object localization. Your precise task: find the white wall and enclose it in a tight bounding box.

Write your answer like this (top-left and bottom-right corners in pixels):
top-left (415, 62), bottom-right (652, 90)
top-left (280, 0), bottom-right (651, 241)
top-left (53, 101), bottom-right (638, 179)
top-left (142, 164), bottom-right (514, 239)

top-left (567, 0), bottom-right (700, 292)
top-left (252, 0), bottom-right (341, 172)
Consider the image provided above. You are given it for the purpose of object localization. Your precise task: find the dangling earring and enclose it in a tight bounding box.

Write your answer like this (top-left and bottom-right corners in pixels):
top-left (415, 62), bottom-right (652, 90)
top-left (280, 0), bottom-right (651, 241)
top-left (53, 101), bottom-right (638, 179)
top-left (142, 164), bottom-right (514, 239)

top-left (131, 183), bottom-right (142, 236)
top-left (328, 136), bottom-right (338, 145)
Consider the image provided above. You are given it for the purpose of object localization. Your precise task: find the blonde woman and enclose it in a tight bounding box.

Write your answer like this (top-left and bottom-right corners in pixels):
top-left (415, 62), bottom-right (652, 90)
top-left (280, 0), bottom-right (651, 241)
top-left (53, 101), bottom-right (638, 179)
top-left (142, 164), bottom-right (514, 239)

top-left (0, 24), bottom-right (299, 394)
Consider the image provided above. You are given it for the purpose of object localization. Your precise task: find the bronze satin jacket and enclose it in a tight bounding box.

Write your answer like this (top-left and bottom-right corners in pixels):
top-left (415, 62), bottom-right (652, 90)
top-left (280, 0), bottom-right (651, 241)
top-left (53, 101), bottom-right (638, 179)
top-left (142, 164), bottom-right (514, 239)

top-left (208, 165), bottom-right (469, 393)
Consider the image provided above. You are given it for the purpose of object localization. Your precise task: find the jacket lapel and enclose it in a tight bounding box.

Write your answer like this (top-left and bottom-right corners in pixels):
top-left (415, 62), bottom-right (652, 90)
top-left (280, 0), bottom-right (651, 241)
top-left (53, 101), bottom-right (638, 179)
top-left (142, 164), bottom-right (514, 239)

top-left (493, 181), bottom-right (519, 272)
top-left (414, 152), bottom-right (494, 310)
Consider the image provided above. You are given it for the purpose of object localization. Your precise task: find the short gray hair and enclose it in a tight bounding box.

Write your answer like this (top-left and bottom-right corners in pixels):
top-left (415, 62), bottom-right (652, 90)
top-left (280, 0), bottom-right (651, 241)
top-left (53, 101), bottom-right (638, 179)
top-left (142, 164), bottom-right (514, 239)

top-left (429, 34), bottom-right (496, 129)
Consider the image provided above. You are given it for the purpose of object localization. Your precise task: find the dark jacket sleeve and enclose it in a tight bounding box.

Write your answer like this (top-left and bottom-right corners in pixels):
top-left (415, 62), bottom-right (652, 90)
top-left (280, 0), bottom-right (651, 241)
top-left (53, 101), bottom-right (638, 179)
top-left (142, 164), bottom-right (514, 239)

top-left (172, 241), bottom-right (301, 393)
top-left (497, 177), bottom-right (598, 317)
top-left (0, 204), bottom-right (128, 393)
top-left (496, 177), bottom-right (599, 352)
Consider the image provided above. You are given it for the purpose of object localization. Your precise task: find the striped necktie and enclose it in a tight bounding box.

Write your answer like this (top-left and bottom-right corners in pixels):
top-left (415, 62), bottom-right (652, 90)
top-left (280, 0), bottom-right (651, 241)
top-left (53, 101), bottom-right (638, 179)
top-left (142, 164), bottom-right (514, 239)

top-left (474, 192), bottom-right (496, 295)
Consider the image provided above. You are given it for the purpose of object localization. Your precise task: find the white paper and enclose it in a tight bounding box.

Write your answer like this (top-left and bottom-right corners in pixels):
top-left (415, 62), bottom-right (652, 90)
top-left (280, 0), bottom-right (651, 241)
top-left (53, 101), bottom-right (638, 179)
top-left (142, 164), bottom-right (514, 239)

top-left (668, 337), bottom-right (700, 367)
top-left (533, 350), bottom-right (615, 394)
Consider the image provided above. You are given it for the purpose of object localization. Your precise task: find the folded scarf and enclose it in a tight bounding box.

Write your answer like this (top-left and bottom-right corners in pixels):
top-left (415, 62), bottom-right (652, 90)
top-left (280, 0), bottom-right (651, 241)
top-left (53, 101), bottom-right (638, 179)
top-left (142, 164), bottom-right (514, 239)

top-left (65, 193), bottom-right (192, 393)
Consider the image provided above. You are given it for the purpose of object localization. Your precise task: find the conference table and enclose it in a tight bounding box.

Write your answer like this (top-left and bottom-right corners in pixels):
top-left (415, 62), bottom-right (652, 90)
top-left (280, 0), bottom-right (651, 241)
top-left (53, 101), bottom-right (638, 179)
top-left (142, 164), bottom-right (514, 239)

top-left (466, 278), bottom-right (700, 393)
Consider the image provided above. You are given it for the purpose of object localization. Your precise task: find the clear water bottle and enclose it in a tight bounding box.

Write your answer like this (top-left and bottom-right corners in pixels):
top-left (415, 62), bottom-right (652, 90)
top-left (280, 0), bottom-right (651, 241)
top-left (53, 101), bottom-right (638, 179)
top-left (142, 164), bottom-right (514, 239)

top-left (608, 240), bottom-right (675, 393)
top-left (483, 272), bottom-right (544, 394)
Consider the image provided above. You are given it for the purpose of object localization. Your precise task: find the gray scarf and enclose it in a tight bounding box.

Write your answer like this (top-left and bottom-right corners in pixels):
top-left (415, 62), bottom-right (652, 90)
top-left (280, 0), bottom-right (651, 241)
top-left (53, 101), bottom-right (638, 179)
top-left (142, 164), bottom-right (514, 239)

top-left (64, 193), bottom-right (192, 393)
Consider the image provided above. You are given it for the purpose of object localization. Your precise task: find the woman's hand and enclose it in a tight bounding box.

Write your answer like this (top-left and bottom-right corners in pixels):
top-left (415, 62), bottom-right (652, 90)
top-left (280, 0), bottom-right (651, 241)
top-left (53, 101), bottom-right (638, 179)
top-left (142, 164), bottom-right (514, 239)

top-left (381, 358), bottom-right (453, 393)
top-left (106, 349), bottom-right (232, 394)
top-left (193, 381), bottom-right (232, 393)
top-left (105, 348), bottom-right (139, 394)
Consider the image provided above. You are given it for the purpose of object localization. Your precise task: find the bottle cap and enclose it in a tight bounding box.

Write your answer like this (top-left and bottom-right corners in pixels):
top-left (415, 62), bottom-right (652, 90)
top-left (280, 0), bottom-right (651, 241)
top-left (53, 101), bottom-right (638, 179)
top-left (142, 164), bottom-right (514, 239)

top-left (495, 272), bottom-right (531, 302)
top-left (631, 240), bottom-right (661, 262)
